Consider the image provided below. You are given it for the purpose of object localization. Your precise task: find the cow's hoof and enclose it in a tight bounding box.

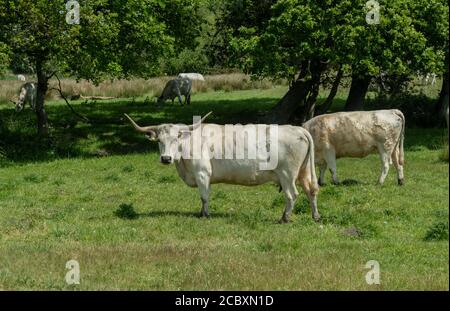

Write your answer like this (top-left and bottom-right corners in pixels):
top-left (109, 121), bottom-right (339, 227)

top-left (199, 213), bottom-right (210, 218)
top-left (398, 178), bottom-right (404, 186)
top-left (318, 181), bottom-right (325, 187)
top-left (313, 215), bottom-right (321, 223)
top-left (278, 218), bottom-right (290, 224)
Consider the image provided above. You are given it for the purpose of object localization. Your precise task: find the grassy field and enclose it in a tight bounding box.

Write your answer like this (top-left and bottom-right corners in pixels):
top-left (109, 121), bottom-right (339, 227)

top-left (0, 86), bottom-right (448, 290)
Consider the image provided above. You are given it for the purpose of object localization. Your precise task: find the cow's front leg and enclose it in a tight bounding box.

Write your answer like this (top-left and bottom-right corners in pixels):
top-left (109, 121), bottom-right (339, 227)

top-left (195, 172), bottom-right (211, 218)
top-left (318, 162), bottom-right (327, 186)
top-left (176, 91), bottom-right (183, 105)
top-left (324, 152), bottom-right (339, 184)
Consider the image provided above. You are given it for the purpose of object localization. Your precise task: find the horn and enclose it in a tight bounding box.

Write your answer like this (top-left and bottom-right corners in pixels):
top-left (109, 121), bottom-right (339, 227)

top-left (188, 111), bottom-right (212, 131)
top-left (124, 114), bottom-right (157, 134)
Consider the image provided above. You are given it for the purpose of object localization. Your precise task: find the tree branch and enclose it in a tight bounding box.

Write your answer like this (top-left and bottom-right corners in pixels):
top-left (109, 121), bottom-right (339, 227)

top-left (51, 74), bottom-right (90, 123)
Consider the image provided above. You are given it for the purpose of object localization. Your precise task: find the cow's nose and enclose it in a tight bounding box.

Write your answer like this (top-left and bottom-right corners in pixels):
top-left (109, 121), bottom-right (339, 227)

top-left (161, 156), bottom-right (172, 164)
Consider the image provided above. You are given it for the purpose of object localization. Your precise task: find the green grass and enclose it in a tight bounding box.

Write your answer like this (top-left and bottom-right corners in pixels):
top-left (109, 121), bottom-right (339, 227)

top-left (0, 87), bottom-right (448, 290)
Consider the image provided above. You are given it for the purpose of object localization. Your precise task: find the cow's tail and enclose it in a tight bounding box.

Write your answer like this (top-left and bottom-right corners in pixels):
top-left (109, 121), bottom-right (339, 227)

top-left (301, 129), bottom-right (319, 194)
top-left (394, 110), bottom-right (405, 166)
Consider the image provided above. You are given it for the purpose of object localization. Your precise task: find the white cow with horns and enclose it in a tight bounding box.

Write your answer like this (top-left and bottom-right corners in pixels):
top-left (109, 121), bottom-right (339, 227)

top-left (124, 112), bottom-right (320, 223)
top-left (303, 109), bottom-right (405, 186)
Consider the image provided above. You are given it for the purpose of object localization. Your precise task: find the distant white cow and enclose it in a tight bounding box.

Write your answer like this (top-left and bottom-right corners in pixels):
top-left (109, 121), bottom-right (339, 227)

top-left (12, 82), bottom-right (37, 112)
top-left (17, 74), bottom-right (26, 82)
top-left (303, 109), bottom-right (405, 186)
top-left (178, 73), bottom-right (205, 82)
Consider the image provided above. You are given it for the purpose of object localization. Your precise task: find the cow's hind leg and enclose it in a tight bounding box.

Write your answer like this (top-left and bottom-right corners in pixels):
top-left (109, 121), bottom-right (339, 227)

top-left (377, 145), bottom-right (391, 185)
top-left (195, 172), bottom-right (211, 217)
top-left (279, 177), bottom-right (299, 224)
top-left (299, 168), bottom-right (320, 222)
top-left (391, 147), bottom-right (404, 185)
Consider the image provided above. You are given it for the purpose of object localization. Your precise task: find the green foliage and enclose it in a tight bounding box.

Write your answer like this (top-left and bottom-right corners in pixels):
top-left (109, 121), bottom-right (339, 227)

top-left (0, 0), bottom-right (203, 82)
top-left (228, 0), bottom-right (448, 88)
top-left (0, 42), bottom-right (9, 75)
top-left (161, 48), bottom-right (210, 75)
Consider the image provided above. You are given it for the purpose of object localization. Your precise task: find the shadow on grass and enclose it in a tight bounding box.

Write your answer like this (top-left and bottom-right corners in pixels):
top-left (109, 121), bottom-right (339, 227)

top-left (339, 179), bottom-right (362, 186)
top-left (0, 96), bottom-right (278, 165)
top-left (0, 94), bottom-right (447, 166)
top-left (137, 210), bottom-right (231, 219)
top-left (114, 203), bottom-right (231, 220)
top-left (319, 179), bottom-right (365, 187)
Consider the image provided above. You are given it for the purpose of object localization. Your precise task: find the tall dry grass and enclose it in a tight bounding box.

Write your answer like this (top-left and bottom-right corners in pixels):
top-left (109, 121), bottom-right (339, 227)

top-left (0, 73), bottom-right (287, 104)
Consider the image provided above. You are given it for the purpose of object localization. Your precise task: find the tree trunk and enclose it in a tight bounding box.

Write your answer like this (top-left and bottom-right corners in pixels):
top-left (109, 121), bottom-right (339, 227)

top-left (265, 61), bottom-right (325, 124)
top-left (35, 61), bottom-right (49, 136)
top-left (434, 71), bottom-right (449, 122)
top-left (265, 79), bottom-right (313, 124)
top-left (345, 73), bottom-right (371, 111)
top-left (317, 65), bottom-right (343, 115)
top-left (302, 78), bottom-right (320, 123)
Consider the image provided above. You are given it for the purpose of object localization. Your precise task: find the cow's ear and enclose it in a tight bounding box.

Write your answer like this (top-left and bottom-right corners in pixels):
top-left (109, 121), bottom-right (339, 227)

top-left (145, 130), bottom-right (158, 141)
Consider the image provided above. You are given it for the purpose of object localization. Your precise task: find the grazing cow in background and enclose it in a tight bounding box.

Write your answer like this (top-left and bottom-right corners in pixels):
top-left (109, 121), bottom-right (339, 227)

top-left (124, 112), bottom-right (320, 223)
top-left (12, 82), bottom-right (37, 112)
top-left (157, 77), bottom-right (192, 105)
top-left (303, 109), bottom-right (405, 186)
top-left (17, 74), bottom-right (26, 82)
top-left (178, 73), bottom-right (205, 82)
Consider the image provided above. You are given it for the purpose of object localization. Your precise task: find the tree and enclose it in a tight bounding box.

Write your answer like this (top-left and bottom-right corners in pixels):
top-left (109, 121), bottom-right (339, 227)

top-left (230, 0), bottom-right (357, 123)
top-left (229, 0), bottom-right (448, 122)
top-left (411, 0), bottom-right (449, 120)
top-left (0, 0), bottom-right (196, 135)
top-left (344, 0), bottom-right (448, 111)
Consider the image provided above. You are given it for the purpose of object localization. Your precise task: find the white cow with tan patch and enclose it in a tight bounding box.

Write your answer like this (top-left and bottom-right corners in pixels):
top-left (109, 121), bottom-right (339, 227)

top-left (303, 109), bottom-right (405, 186)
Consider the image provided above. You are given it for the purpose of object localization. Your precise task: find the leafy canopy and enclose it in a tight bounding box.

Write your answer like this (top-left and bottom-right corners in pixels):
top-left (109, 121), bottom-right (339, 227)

top-left (0, 0), bottom-right (202, 81)
top-left (230, 0), bottom-right (448, 80)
